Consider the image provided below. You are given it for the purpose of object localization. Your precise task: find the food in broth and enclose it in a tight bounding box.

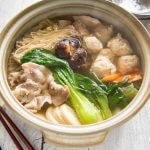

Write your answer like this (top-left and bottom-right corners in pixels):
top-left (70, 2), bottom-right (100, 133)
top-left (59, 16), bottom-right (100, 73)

top-left (8, 16), bottom-right (142, 125)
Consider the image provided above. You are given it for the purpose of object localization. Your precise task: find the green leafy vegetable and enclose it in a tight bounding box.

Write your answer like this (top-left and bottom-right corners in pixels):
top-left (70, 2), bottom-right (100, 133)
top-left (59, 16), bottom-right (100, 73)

top-left (75, 73), bottom-right (112, 119)
top-left (122, 84), bottom-right (138, 102)
top-left (106, 83), bottom-right (138, 110)
top-left (21, 48), bottom-right (102, 124)
top-left (89, 72), bottom-right (108, 91)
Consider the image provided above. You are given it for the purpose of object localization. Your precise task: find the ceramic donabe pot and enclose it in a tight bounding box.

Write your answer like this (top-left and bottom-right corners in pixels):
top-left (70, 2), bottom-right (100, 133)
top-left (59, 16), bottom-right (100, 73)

top-left (0, 0), bottom-right (150, 148)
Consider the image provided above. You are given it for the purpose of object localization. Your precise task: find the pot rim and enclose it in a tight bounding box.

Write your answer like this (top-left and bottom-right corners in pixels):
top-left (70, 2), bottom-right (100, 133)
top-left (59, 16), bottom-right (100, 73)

top-left (0, 0), bottom-right (150, 135)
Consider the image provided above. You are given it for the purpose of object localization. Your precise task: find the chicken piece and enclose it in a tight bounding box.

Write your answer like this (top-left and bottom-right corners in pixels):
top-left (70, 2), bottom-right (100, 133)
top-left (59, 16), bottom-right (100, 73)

top-left (21, 62), bottom-right (49, 90)
top-left (107, 33), bottom-right (133, 56)
top-left (94, 24), bottom-right (113, 45)
top-left (21, 62), bottom-right (49, 84)
top-left (47, 74), bottom-right (69, 106)
top-left (13, 79), bottom-right (41, 104)
top-left (13, 88), bottom-right (30, 104)
top-left (117, 55), bottom-right (139, 75)
top-left (83, 36), bottom-right (103, 54)
top-left (24, 95), bottom-right (52, 113)
top-left (99, 48), bottom-right (115, 62)
top-left (90, 55), bottom-right (117, 78)
top-left (73, 20), bottom-right (90, 36)
top-left (8, 71), bottom-right (22, 88)
top-left (73, 16), bottom-right (100, 28)
top-left (58, 20), bottom-right (71, 28)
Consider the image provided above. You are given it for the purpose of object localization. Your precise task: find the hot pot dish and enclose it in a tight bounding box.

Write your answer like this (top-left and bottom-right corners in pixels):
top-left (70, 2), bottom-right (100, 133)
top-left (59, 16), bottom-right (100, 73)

top-left (0, 0), bottom-right (150, 147)
top-left (8, 15), bottom-right (142, 125)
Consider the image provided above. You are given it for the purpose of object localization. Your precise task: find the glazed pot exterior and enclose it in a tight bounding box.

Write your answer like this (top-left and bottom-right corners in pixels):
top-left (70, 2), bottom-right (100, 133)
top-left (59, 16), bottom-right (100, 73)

top-left (0, 0), bottom-right (150, 148)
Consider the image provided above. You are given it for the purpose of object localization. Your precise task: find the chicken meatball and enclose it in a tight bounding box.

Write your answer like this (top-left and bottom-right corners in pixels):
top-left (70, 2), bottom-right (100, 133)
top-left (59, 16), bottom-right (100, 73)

top-left (73, 16), bottom-right (100, 28)
top-left (73, 20), bottom-right (90, 36)
top-left (90, 55), bottom-right (117, 78)
top-left (94, 24), bottom-right (113, 45)
top-left (117, 55), bottom-right (139, 75)
top-left (58, 20), bottom-right (71, 28)
top-left (99, 48), bottom-right (115, 62)
top-left (107, 33), bottom-right (133, 56)
top-left (83, 36), bottom-right (103, 54)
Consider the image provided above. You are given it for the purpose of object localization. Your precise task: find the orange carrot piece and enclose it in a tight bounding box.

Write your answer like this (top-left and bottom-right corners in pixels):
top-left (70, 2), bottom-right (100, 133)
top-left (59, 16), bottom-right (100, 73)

top-left (113, 75), bottom-right (126, 83)
top-left (128, 72), bottom-right (142, 83)
top-left (102, 72), bottom-right (142, 83)
top-left (113, 72), bottom-right (142, 83)
top-left (102, 73), bottom-right (121, 82)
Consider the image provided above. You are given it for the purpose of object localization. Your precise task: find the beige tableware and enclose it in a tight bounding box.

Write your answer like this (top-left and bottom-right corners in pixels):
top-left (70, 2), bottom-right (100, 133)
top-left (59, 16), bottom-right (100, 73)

top-left (0, 0), bottom-right (150, 148)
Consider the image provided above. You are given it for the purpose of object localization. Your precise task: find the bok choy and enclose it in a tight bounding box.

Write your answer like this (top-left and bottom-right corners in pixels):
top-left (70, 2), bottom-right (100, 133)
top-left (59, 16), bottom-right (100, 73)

top-left (75, 73), bottom-right (112, 119)
top-left (106, 83), bottom-right (138, 109)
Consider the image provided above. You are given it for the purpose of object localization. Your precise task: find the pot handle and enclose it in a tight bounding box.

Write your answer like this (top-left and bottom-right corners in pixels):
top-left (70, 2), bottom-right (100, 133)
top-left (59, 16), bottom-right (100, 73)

top-left (43, 130), bottom-right (108, 148)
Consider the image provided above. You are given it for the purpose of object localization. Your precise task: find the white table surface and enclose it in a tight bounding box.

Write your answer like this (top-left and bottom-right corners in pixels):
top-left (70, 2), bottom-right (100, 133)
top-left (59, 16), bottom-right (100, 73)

top-left (0, 0), bottom-right (150, 150)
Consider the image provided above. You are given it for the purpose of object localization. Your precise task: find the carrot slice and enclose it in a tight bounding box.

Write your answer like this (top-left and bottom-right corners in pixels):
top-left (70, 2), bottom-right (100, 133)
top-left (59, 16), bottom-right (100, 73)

top-left (113, 72), bottom-right (142, 83)
top-left (128, 72), bottom-right (142, 83)
top-left (102, 73), bottom-right (121, 82)
top-left (113, 75), bottom-right (127, 83)
top-left (102, 72), bottom-right (142, 83)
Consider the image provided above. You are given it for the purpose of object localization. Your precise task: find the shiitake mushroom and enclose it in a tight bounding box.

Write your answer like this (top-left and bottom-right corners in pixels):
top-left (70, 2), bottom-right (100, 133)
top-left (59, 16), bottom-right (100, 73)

top-left (55, 38), bottom-right (81, 59)
top-left (69, 48), bottom-right (87, 69)
top-left (55, 37), bottom-right (87, 69)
